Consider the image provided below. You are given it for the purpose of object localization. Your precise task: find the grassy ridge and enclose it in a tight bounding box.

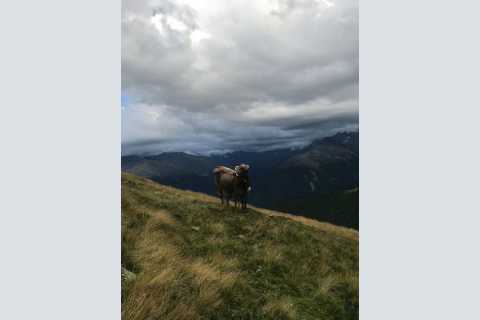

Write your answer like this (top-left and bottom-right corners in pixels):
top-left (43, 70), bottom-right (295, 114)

top-left (122, 172), bottom-right (358, 320)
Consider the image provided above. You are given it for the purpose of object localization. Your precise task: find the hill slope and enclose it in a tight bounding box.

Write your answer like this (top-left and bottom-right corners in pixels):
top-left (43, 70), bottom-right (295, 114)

top-left (122, 172), bottom-right (358, 320)
top-left (122, 131), bottom-right (359, 229)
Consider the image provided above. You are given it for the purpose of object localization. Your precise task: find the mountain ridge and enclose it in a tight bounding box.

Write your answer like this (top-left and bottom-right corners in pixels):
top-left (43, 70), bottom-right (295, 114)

top-left (122, 131), bottom-right (359, 229)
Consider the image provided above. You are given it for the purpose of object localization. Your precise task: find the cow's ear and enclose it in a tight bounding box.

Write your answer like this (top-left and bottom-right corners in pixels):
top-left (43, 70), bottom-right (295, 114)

top-left (234, 165), bottom-right (240, 172)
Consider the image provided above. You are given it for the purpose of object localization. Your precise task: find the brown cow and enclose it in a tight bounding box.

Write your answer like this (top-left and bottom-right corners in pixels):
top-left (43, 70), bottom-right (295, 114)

top-left (213, 164), bottom-right (251, 209)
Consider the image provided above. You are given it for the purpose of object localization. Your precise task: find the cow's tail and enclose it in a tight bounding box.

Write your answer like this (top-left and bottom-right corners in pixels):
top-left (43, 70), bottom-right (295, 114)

top-left (212, 167), bottom-right (222, 187)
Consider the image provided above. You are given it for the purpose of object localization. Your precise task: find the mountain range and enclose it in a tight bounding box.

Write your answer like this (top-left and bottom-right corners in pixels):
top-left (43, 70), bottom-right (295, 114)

top-left (122, 131), bottom-right (359, 229)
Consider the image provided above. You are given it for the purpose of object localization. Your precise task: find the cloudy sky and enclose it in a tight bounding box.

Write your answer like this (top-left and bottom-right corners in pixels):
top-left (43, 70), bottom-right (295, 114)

top-left (122, 0), bottom-right (358, 155)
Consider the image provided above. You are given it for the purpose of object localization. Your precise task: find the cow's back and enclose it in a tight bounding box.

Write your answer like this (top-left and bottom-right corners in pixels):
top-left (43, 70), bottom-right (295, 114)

top-left (213, 166), bottom-right (235, 194)
top-left (218, 172), bottom-right (235, 194)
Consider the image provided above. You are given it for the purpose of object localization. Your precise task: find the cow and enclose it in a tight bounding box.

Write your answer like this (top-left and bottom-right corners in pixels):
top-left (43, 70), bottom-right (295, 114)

top-left (232, 164), bottom-right (251, 209)
top-left (213, 164), bottom-right (251, 210)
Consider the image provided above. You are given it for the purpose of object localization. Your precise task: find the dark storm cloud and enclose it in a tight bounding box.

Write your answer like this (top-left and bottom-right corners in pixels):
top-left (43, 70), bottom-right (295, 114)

top-left (122, 0), bottom-right (358, 155)
top-left (286, 112), bottom-right (358, 131)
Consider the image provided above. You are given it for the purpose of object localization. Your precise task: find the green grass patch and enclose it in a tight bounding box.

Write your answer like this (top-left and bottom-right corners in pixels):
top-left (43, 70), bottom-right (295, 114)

top-left (121, 172), bottom-right (358, 320)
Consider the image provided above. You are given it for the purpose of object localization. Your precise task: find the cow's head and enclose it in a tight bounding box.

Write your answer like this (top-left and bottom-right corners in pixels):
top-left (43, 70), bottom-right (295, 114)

top-left (234, 164), bottom-right (250, 176)
top-left (235, 164), bottom-right (251, 191)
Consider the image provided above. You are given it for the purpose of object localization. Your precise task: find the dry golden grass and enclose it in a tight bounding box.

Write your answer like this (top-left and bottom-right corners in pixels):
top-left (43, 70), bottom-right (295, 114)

top-left (121, 172), bottom-right (358, 320)
top-left (208, 222), bottom-right (226, 234)
top-left (194, 260), bottom-right (238, 288)
top-left (122, 206), bottom-right (240, 319)
top-left (208, 253), bottom-right (239, 271)
top-left (263, 296), bottom-right (297, 319)
top-left (189, 259), bottom-right (238, 307)
top-left (123, 239), bottom-right (231, 320)
top-left (151, 210), bottom-right (177, 227)
top-left (262, 241), bottom-right (284, 265)
top-left (205, 235), bottom-right (225, 248)
top-left (316, 274), bottom-right (337, 296)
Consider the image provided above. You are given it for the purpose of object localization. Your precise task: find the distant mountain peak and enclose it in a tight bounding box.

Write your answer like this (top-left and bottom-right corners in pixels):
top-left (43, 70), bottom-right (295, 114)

top-left (310, 131), bottom-right (358, 150)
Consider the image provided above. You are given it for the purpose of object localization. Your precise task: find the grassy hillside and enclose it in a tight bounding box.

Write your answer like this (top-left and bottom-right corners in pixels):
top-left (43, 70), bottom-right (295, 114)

top-left (122, 172), bottom-right (358, 320)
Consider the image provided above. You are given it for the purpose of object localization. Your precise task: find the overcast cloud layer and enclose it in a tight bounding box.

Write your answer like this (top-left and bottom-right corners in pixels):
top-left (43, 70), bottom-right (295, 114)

top-left (122, 0), bottom-right (358, 155)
